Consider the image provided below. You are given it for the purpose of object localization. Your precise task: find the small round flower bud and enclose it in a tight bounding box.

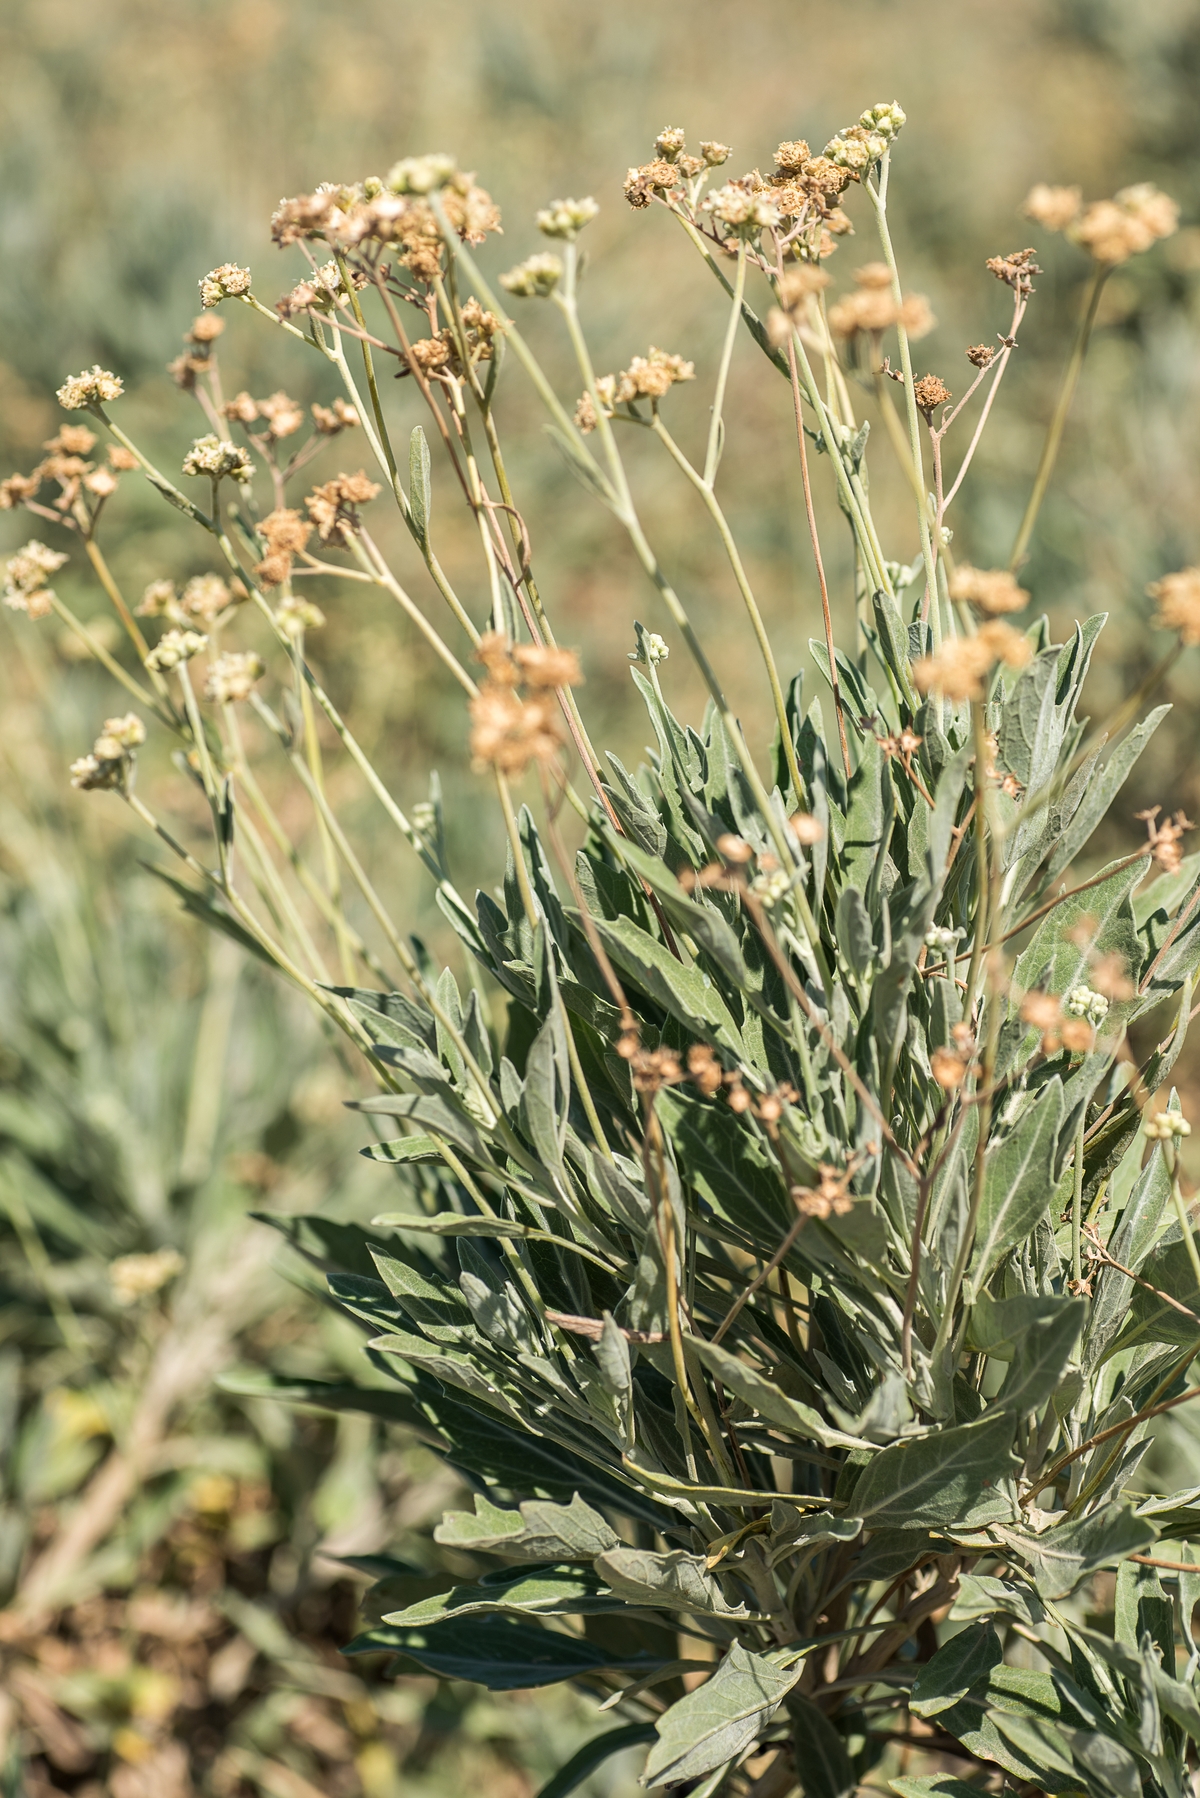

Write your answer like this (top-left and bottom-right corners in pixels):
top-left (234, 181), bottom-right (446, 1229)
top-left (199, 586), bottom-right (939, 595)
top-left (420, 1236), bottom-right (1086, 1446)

top-left (751, 867), bottom-right (792, 908)
top-left (498, 253), bottom-right (563, 298)
top-left (181, 435), bottom-right (254, 484)
top-left (199, 264), bottom-right (252, 308)
top-left (385, 153), bottom-right (458, 195)
top-left (1063, 984), bottom-right (1110, 1026)
top-left (699, 141), bottom-right (731, 167)
top-left (145, 629), bottom-right (208, 672)
top-left (206, 652), bottom-right (264, 703)
top-left (275, 597), bottom-right (326, 638)
top-left (629, 631), bottom-right (669, 666)
top-left (536, 196), bottom-right (600, 239)
top-left (859, 101), bottom-right (906, 141)
top-left (704, 184), bottom-right (781, 232)
top-left (101, 713), bottom-right (146, 748)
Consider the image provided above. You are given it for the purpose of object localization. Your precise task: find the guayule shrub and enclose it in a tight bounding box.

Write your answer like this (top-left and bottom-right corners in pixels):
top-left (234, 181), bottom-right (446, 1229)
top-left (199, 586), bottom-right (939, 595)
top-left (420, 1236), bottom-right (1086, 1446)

top-left (7, 100), bottom-right (1200, 1798)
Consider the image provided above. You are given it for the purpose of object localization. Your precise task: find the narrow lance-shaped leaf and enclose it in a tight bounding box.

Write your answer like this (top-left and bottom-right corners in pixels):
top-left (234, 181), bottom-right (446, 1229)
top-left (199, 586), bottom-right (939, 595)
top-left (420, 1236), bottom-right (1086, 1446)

top-left (966, 1079), bottom-right (1065, 1298)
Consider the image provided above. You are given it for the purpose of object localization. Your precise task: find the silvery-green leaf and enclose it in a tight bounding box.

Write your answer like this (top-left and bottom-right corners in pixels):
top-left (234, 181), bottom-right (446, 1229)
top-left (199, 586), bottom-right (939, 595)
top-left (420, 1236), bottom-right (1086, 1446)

top-left (642, 1644), bottom-right (803, 1787)
top-left (361, 1133), bottom-right (445, 1165)
top-left (592, 1312), bottom-right (631, 1398)
top-left (850, 1412), bottom-right (1017, 1528)
top-left (989, 1297), bottom-right (1085, 1415)
top-left (995, 1502), bottom-right (1157, 1599)
top-left (686, 1334), bottom-right (873, 1451)
top-left (785, 1690), bottom-right (855, 1798)
top-left (433, 1491), bottom-right (619, 1560)
top-left (346, 1613), bottom-right (656, 1688)
top-left (408, 423), bottom-right (431, 539)
top-left (594, 1546), bottom-right (751, 1618)
top-left (383, 1562), bottom-right (614, 1625)
top-left (966, 1078), bottom-right (1065, 1297)
top-left (951, 1573), bottom-right (1045, 1627)
top-left (910, 1621), bottom-right (1002, 1717)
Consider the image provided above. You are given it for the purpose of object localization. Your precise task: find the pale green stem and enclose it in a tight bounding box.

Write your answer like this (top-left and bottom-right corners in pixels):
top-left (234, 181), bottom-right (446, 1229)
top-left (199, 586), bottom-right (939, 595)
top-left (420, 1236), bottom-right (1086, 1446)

top-left (1170, 1144), bottom-right (1200, 1298)
top-left (1072, 1108), bottom-right (1086, 1291)
top-left (652, 413), bottom-right (803, 804)
top-left (704, 240), bottom-right (747, 485)
top-left (866, 154), bottom-right (939, 642)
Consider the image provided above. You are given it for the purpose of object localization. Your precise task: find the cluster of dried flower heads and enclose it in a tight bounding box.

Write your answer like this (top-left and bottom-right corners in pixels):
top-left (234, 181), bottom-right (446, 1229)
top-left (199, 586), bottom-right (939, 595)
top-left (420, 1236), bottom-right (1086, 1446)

top-left (468, 632), bottom-right (583, 778)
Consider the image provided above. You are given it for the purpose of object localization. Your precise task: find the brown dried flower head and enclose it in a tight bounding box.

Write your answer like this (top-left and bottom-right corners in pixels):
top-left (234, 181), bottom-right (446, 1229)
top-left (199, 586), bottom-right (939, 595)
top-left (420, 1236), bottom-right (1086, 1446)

top-left (624, 160), bottom-right (679, 209)
top-left (1073, 184), bottom-right (1178, 265)
top-left (468, 685), bottom-right (563, 778)
top-left (1136, 805), bottom-right (1195, 875)
top-left (949, 565), bottom-right (1029, 616)
top-left (186, 313), bottom-right (225, 345)
top-left (305, 471), bottom-right (381, 542)
top-left (913, 373), bottom-right (951, 415)
top-left (1147, 566), bottom-right (1200, 646)
top-left (4, 539), bottom-right (68, 619)
top-left (311, 397), bottom-right (360, 435)
top-left (476, 631), bottom-right (519, 686)
top-left (930, 1047), bottom-right (968, 1089)
top-left (1023, 184), bottom-right (1082, 233)
top-left (966, 343), bottom-right (996, 368)
top-left (0, 471), bottom-right (42, 511)
top-left (512, 644), bottom-right (583, 690)
top-left (913, 621), bottom-right (1032, 701)
top-left (686, 1043), bottom-right (724, 1096)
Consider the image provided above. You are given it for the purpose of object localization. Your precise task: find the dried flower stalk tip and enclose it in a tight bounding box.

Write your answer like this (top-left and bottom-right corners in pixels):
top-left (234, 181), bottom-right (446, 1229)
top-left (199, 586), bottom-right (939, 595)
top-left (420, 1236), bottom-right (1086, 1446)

top-left (1148, 567), bottom-right (1200, 645)
top-left (949, 565), bottom-right (1029, 616)
top-left (199, 263), bottom-right (252, 308)
top-left (823, 123), bottom-right (888, 175)
top-left (499, 254), bottom-right (563, 298)
top-left (57, 366), bottom-right (124, 411)
top-left (537, 197), bottom-right (599, 238)
top-left (966, 343), bottom-right (996, 367)
top-left (986, 248), bottom-right (1042, 292)
top-left (704, 182), bottom-right (780, 233)
top-left (311, 398), bottom-right (359, 435)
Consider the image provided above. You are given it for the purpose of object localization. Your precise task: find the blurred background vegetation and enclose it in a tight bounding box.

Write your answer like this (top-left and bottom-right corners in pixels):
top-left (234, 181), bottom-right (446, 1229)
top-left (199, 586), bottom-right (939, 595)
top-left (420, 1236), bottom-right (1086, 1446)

top-left (2, 0), bottom-right (1200, 1792)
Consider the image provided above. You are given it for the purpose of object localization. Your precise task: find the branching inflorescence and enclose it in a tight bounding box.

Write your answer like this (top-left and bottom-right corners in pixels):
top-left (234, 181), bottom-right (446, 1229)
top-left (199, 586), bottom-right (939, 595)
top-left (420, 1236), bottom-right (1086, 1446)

top-left (5, 103), bottom-right (1200, 1798)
